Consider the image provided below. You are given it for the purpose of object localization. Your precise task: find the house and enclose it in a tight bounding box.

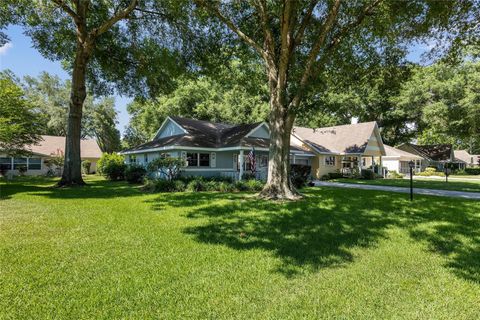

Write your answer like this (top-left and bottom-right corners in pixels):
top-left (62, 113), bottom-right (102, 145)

top-left (396, 143), bottom-right (460, 170)
top-left (0, 135), bottom-right (102, 176)
top-left (382, 145), bottom-right (424, 174)
top-left (290, 121), bottom-right (386, 179)
top-left (120, 116), bottom-right (315, 180)
top-left (454, 150), bottom-right (480, 168)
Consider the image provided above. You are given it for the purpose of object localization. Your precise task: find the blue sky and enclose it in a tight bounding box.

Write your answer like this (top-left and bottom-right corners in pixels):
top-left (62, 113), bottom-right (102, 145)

top-left (0, 25), bottom-right (430, 135)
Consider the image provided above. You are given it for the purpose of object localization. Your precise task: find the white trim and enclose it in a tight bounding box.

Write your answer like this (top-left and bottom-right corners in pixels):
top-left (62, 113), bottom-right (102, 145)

top-left (152, 116), bottom-right (188, 140)
top-left (245, 122), bottom-right (269, 138)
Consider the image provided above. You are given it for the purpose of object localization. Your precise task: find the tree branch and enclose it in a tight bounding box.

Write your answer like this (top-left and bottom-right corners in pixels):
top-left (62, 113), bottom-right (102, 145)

top-left (253, 0), bottom-right (276, 65)
top-left (89, 0), bottom-right (138, 38)
top-left (51, 0), bottom-right (79, 22)
top-left (195, 0), bottom-right (268, 61)
top-left (293, 0), bottom-right (319, 47)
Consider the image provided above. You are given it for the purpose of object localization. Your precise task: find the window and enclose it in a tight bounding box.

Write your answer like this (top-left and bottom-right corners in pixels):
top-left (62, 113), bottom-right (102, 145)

top-left (28, 158), bottom-right (41, 170)
top-left (260, 155), bottom-right (268, 167)
top-left (13, 158), bottom-right (27, 170)
top-left (130, 155), bottom-right (136, 163)
top-left (0, 157), bottom-right (12, 170)
top-left (325, 156), bottom-right (336, 166)
top-left (187, 153), bottom-right (198, 166)
top-left (199, 153), bottom-right (210, 167)
top-left (295, 158), bottom-right (309, 166)
top-left (362, 158), bottom-right (366, 167)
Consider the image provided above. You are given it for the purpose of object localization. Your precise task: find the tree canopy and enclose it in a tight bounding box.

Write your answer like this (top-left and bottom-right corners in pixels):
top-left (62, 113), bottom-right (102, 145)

top-left (0, 74), bottom-right (41, 156)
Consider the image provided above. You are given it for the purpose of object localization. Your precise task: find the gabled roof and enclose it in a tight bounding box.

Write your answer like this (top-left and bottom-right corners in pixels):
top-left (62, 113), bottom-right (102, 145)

top-left (26, 135), bottom-right (102, 158)
top-left (397, 143), bottom-right (453, 161)
top-left (292, 121), bottom-right (383, 155)
top-left (122, 116), bottom-right (313, 154)
top-left (454, 150), bottom-right (480, 164)
top-left (384, 145), bottom-right (423, 160)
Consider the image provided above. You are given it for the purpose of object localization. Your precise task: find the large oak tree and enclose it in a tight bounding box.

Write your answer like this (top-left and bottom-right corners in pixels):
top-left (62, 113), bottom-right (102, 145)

top-left (195, 0), bottom-right (476, 199)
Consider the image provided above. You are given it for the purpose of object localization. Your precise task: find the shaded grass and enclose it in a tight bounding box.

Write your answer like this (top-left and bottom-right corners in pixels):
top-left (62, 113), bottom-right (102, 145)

top-left (333, 177), bottom-right (480, 193)
top-left (1, 177), bottom-right (480, 319)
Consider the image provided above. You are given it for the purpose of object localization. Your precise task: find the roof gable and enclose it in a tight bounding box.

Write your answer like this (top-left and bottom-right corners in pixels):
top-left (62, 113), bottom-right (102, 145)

top-left (153, 117), bottom-right (188, 140)
top-left (293, 121), bottom-right (384, 155)
top-left (245, 123), bottom-right (270, 139)
top-left (398, 143), bottom-right (453, 161)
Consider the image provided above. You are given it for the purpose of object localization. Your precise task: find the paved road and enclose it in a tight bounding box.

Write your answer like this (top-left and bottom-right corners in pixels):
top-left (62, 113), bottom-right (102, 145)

top-left (314, 181), bottom-right (480, 200)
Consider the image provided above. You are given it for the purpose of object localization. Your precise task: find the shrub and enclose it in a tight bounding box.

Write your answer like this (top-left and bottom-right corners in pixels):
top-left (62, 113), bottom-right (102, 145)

top-left (218, 181), bottom-right (234, 192)
top-left (154, 180), bottom-right (176, 192)
top-left (290, 164), bottom-right (311, 188)
top-left (387, 170), bottom-right (404, 179)
top-left (17, 165), bottom-right (27, 176)
top-left (81, 160), bottom-right (91, 174)
top-left (147, 157), bottom-right (184, 180)
top-left (205, 180), bottom-right (220, 191)
top-left (97, 153), bottom-right (126, 180)
top-left (125, 164), bottom-right (147, 184)
top-left (172, 180), bottom-right (187, 192)
top-left (186, 178), bottom-right (206, 192)
top-left (235, 181), bottom-right (249, 191)
top-left (245, 179), bottom-right (264, 191)
top-left (327, 172), bottom-right (343, 180)
top-left (416, 167), bottom-right (445, 177)
top-left (0, 164), bottom-right (9, 177)
top-left (361, 169), bottom-right (375, 180)
top-left (241, 172), bottom-right (257, 180)
top-left (465, 167), bottom-right (480, 175)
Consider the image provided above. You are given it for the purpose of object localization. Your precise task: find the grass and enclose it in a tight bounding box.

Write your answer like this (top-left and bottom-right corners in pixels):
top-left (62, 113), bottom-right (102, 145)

top-left (333, 177), bottom-right (480, 193)
top-left (1, 176), bottom-right (480, 319)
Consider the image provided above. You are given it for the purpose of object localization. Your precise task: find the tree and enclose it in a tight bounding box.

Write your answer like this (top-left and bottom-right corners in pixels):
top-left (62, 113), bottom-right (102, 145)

top-left (0, 75), bottom-right (41, 156)
top-left (395, 60), bottom-right (480, 153)
top-left (195, 0), bottom-right (471, 199)
top-left (6, 0), bottom-right (138, 186)
top-left (91, 97), bottom-right (122, 153)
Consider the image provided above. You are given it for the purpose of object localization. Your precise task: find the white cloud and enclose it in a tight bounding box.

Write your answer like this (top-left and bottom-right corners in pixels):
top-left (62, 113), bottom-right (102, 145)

top-left (0, 42), bottom-right (13, 56)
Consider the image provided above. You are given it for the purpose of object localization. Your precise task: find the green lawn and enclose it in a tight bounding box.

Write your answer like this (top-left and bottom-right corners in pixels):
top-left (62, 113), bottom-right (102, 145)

top-left (333, 177), bottom-right (480, 193)
top-left (1, 177), bottom-right (480, 319)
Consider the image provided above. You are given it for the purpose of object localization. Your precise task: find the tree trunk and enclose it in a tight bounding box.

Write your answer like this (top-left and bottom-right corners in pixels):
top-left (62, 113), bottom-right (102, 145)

top-left (57, 43), bottom-right (91, 187)
top-left (259, 98), bottom-right (301, 200)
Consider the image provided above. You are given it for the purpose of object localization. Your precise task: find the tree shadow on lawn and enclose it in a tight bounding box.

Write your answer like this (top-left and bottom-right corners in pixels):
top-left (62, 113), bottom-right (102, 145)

top-left (149, 188), bottom-right (480, 281)
top-left (0, 177), bottom-right (144, 200)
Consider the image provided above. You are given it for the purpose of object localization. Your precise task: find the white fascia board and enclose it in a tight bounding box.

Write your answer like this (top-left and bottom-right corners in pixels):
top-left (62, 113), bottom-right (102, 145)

top-left (245, 122), bottom-right (269, 138)
top-left (121, 145), bottom-right (271, 155)
top-left (152, 116), bottom-right (188, 140)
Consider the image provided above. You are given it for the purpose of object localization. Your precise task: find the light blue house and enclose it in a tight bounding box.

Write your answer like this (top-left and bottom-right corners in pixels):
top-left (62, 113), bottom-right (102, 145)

top-left (120, 116), bottom-right (314, 180)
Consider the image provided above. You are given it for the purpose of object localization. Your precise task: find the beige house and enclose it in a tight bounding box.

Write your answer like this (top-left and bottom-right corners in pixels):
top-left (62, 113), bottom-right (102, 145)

top-left (454, 150), bottom-right (480, 168)
top-left (0, 135), bottom-right (102, 176)
top-left (382, 145), bottom-right (423, 174)
top-left (291, 121), bottom-right (386, 179)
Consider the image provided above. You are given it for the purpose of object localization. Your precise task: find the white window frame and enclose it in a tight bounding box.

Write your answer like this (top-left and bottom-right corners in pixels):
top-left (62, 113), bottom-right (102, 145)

top-left (325, 156), bottom-right (336, 166)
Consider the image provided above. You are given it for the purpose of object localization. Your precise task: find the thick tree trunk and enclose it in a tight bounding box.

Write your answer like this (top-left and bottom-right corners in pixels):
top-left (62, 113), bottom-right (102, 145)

top-left (57, 44), bottom-right (91, 187)
top-left (259, 99), bottom-right (301, 200)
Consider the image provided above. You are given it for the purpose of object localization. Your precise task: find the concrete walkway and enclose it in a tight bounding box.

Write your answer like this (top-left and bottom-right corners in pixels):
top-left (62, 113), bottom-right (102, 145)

top-left (314, 181), bottom-right (480, 200)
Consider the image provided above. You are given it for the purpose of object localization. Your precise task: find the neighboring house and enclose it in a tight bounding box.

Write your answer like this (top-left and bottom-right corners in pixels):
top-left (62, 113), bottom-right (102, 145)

top-left (396, 143), bottom-right (460, 170)
top-left (454, 150), bottom-right (480, 168)
top-left (0, 135), bottom-right (102, 176)
top-left (120, 116), bottom-right (315, 180)
top-left (291, 121), bottom-right (387, 179)
top-left (382, 145), bottom-right (423, 174)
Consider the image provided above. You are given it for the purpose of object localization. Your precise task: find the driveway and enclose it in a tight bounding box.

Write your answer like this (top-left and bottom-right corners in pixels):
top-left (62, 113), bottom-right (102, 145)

top-left (314, 181), bottom-right (480, 200)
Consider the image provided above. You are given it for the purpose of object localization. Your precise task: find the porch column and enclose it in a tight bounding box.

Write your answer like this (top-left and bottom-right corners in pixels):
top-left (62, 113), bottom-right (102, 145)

top-left (292, 154), bottom-right (296, 165)
top-left (239, 150), bottom-right (244, 181)
top-left (358, 156), bottom-right (362, 172)
top-left (379, 156), bottom-right (383, 177)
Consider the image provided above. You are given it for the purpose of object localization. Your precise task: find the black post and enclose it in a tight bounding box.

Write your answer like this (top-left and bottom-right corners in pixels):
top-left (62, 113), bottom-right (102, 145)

top-left (410, 165), bottom-right (413, 201)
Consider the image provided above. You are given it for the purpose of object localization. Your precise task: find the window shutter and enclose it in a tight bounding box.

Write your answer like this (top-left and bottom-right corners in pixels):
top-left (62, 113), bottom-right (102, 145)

top-left (210, 152), bottom-right (216, 168)
top-left (181, 151), bottom-right (187, 166)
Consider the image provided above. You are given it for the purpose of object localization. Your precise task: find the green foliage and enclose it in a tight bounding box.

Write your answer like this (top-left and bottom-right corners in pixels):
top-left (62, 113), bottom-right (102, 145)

top-left (465, 168), bottom-right (480, 175)
top-left (124, 165), bottom-right (147, 184)
top-left (127, 68), bottom-right (269, 140)
top-left (0, 74), bottom-right (41, 156)
top-left (147, 157), bottom-right (185, 180)
top-left (361, 169), bottom-right (376, 180)
top-left (290, 164), bottom-right (312, 189)
top-left (97, 153), bottom-right (126, 181)
top-left (21, 72), bottom-right (121, 151)
top-left (186, 178), bottom-right (206, 192)
top-left (81, 160), bottom-right (91, 174)
top-left (416, 167), bottom-right (445, 177)
top-left (387, 170), bottom-right (405, 179)
top-left (395, 61), bottom-right (480, 153)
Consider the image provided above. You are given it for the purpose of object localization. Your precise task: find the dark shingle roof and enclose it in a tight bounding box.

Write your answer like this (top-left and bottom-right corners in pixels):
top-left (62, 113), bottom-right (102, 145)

top-left (398, 143), bottom-right (453, 161)
top-left (123, 117), bottom-right (268, 152)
